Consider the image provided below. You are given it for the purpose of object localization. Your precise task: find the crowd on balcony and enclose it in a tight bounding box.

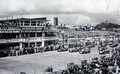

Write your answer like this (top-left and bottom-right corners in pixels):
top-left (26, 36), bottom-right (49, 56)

top-left (0, 22), bottom-right (19, 29)
top-left (45, 32), bottom-right (56, 37)
top-left (0, 33), bottom-right (19, 39)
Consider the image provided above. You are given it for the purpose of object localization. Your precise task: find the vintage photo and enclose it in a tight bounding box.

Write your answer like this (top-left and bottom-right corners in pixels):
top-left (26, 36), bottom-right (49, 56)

top-left (0, 0), bottom-right (120, 74)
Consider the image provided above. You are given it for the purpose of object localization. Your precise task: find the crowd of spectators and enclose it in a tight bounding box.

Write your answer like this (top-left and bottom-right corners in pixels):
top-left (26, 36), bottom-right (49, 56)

top-left (0, 22), bottom-right (18, 29)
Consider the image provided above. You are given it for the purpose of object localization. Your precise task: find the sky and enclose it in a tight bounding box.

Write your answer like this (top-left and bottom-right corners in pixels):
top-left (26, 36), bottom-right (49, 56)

top-left (0, 0), bottom-right (120, 26)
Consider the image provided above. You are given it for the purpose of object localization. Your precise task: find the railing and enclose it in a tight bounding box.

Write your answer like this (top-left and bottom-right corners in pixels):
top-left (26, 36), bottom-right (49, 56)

top-left (0, 38), bottom-right (23, 43)
top-left (44, 36), bottom-right (58, 41)
top-left (0, 38), bottom-right (42, 43)
top-left (0, 37), bottom-right (58, 43)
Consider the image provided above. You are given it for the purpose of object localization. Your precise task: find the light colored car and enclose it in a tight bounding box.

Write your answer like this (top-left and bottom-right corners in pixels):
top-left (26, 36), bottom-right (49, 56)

top-left (68, 47), bottom-right (79, 53)
top-left (79, 47), bottom-right (90, 54)
top-left (99, 47), bottom-right (109, 54)
top-left (55, 44), bottom-right (60, 50)
top-left (99, 49), bottom-right (109, 54)
top-left (57, 46), bottom-right (68, 52)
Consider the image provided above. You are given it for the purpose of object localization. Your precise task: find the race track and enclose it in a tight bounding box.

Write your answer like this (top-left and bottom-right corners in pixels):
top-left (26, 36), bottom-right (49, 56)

top-left (0, 45), bottom-right (114, 74)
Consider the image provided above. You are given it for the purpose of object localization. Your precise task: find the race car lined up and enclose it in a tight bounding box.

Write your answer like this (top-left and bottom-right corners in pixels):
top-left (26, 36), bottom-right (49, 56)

top-left (110, 42), bottom-right (118, 47)
top-left (79, 47), bottom-right (91, 54)
top-left (57, 45), bottom-right (68, 52)
top-left (98, 46), bottom-right (110, 54)
top-left (68, 47), bottom-right (83, 53)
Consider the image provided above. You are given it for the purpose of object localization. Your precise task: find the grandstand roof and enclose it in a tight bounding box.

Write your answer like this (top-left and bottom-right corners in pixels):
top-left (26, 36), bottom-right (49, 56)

top-left (0, 17), bottom-right (50, 22)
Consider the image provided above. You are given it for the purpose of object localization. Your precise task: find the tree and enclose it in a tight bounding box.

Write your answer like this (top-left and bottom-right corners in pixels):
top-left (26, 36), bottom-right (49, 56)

top-left (95, 22), bottom-right (120, 30)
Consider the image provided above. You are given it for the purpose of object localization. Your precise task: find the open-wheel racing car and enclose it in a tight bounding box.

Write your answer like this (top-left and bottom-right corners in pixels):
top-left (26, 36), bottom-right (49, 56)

top-left (99, 46), bottom-right (109, 54)
top-left (57, 45), bottom-right (68, 52)
top-left (79, 47), bottom-right (90, 54)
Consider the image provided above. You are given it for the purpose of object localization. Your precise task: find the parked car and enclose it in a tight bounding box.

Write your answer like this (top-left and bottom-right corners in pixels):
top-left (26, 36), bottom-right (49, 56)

top-left (79, 47), bottom-right (90, 54)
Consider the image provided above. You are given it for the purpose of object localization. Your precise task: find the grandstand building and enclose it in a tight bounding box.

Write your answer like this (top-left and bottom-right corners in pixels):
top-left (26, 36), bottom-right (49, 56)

top-left (0, 17), bottom-right (58, 51)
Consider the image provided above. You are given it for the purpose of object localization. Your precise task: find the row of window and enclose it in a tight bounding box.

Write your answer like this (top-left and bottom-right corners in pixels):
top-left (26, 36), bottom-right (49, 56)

top-left (45, 32), bottom-right (56, 37)
top-left (0, 32), bottom-right (56, 39)
top-left (24, 42), bottom-right (42, 48)
top-left (0, 33), bottom-right (19, 39)
top-left (30, 33), bottom-right (42, 37)
top-left (22, 32), bottom-right (42, 37)
top-left (22, 32), bottom-right (55, 37)
top-left (18, 21), bottom-right (47, 26)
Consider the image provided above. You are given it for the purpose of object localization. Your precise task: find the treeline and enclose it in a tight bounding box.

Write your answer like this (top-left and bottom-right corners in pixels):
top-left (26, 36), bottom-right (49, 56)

top-left (95, 21), bottom-right (120, 31)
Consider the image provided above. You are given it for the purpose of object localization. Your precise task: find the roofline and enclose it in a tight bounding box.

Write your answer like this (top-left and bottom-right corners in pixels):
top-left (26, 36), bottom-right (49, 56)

top-left (0, 17), bottom-right (50, 22)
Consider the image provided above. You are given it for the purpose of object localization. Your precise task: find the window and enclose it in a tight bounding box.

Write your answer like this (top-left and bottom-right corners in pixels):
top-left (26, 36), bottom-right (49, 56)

top-left (37, 32), bottom-right (42, 37)
top-left (45, 32), bottom-right (54, 37)
top-left (21, 24), bottom-right (23, 26)
top-left (37, 42), bottom-right (42, 47)
top-left (37, 21), bottom-right (42, 26)
top-left (31, 21), bottom-right (36, 26)
top-left (24, 43), bottom-right (28, 48)
top-left (30, 33), bottom-right (35, 37)
top-left (25, 33), bottom-right (29, 38)
top-left (43, 22), bottom-right (46, 26)
top-left (20, 21), bottom-right (23, 26)
top-left (41, 21), bottom-right (44, 26)
top-left (30, 43), bottom-right (35, 47)
top-left (24, 21), bottom-right (30, 26)
top-left (24, 21), bottom-right (30, 23)
top-left (45, 32), bottom-right (49, 37)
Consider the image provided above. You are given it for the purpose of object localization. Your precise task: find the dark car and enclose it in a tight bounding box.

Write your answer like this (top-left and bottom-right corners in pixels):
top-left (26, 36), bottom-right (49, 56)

top-left (110, 43), bottom-right (118, 47)
top-left (87, 42), bottom-right (96, 48)
top-left (23, 48), bottom-right (31, 54)
top-left (79, 47), bottom-right (90, 54)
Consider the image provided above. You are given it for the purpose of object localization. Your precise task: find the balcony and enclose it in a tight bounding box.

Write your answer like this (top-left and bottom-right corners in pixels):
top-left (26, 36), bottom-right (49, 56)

top-left (44, 36), bottom-right (58, 41)
top-left (25, 37), bottom-right (58, 42)
top-left (25, 37), bottom-right (43, 42)
top-left (0, 38), bottom-right (23, 43)
top-left (0, 36), bottom-right (58, 44)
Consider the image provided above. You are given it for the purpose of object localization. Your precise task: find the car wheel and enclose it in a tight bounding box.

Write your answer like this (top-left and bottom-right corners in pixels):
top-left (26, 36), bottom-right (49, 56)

top-left (79, 52), bottom-right (82, 54)
top-left (69, 51), bottom-right (71, 53)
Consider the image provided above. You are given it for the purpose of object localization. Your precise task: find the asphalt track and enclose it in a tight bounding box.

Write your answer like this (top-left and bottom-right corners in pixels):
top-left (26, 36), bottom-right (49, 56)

top-left (0, 45), bottom-right (115, 74)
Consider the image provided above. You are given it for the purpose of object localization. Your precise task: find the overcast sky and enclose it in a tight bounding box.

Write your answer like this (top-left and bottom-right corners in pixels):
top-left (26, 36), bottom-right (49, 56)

top-left (0, 0), bottom-right (120, 26)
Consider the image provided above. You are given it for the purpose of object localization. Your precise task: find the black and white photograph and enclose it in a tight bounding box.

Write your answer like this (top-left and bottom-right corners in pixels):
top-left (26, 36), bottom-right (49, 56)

top-left (0, 0), bottom-right (120, 74)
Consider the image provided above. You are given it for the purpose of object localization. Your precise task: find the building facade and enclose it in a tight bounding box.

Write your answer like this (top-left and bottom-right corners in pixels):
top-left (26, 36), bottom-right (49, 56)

top-left (0, 17), bottom-right (58, 52)
top-left (54, 17), bottom-right (58, 26)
